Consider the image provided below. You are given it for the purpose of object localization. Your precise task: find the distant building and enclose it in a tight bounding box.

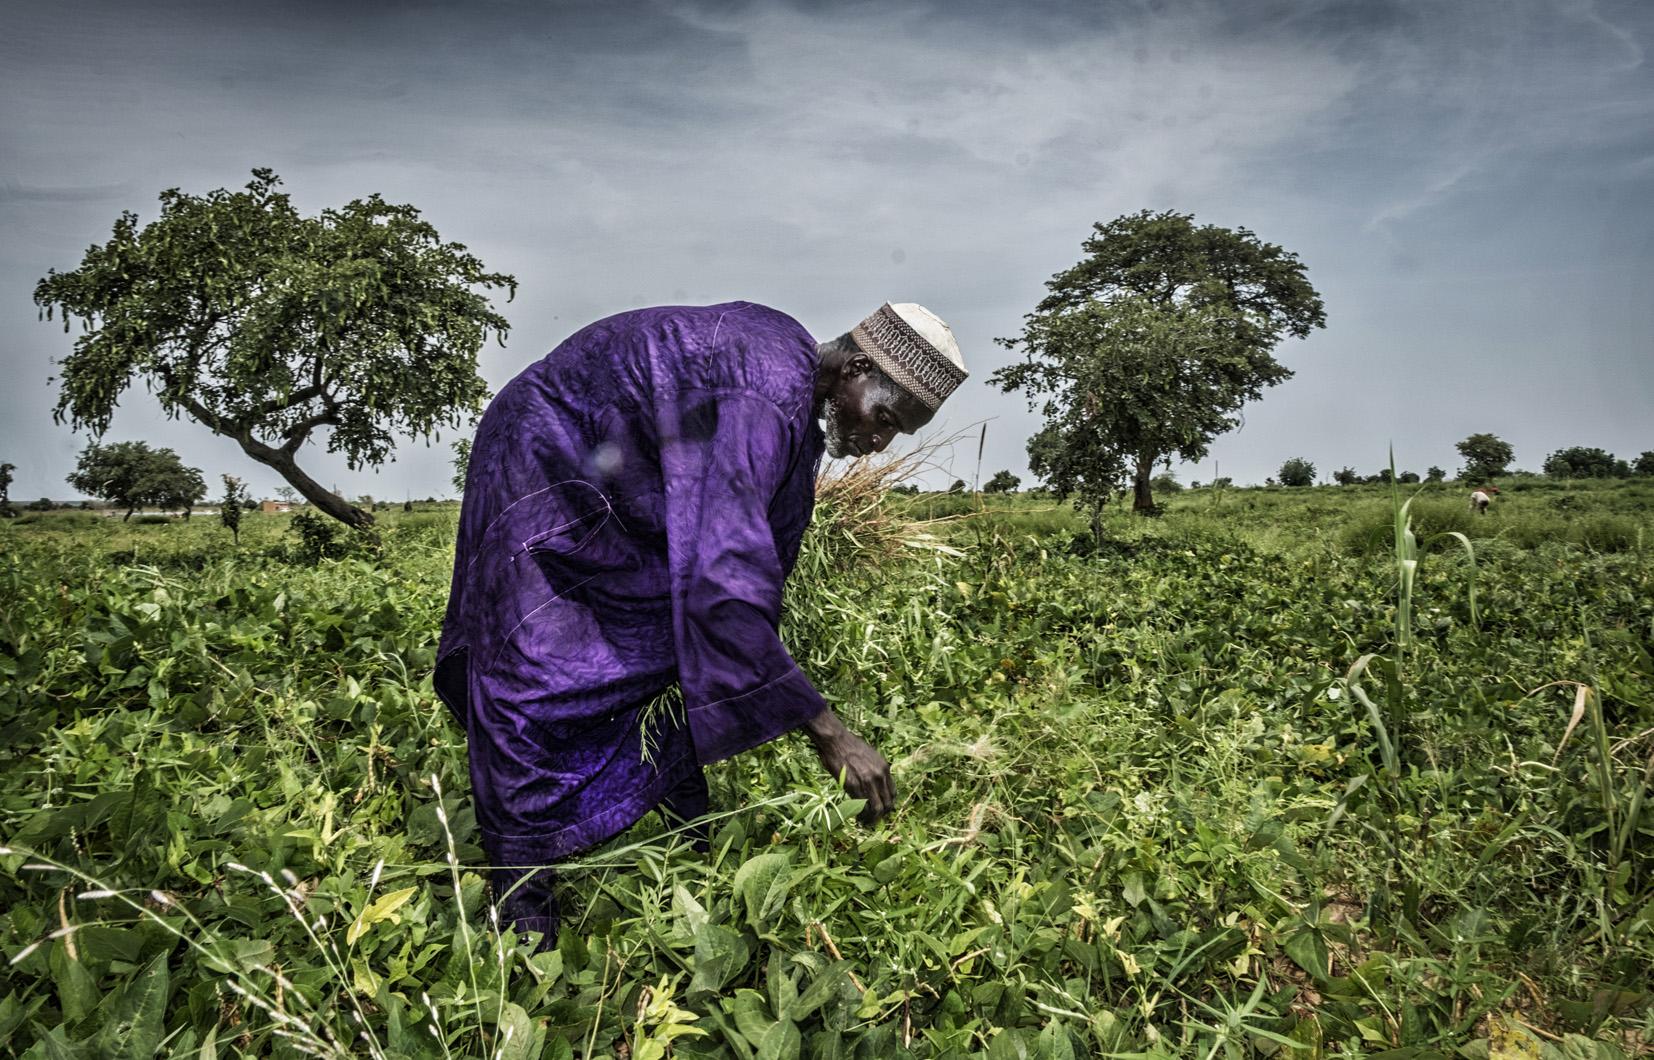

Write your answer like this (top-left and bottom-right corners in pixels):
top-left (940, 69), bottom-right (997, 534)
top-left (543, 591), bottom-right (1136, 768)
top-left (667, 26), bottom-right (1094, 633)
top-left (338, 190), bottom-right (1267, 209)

top-left (260, 500), bottom-right (294, 513)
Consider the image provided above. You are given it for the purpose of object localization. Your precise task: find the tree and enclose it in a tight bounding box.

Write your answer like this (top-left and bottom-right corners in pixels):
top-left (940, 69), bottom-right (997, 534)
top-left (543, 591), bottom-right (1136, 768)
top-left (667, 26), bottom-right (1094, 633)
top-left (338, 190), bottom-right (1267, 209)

top-left (947, 479), bottom-right (967, 494)
top-left (983, 470), bottom-right (1021, 494)
top-left (1397, 470), bottom-right (1420, 484)
top-left (0, 461), bottom-right (14, 516)
top-left (35, 169), bottom-right (515, 530)
top-left (1425, 466), bottom-right (1445, 483)
top-left (452, 437), bottom-right (473, 496)
top-left (1333, 466), bottom-right (1358, 486)
top-left (1455, 433), bottom-right (1514, 482)
top-left (1150, 471), bottom-right (1183, 493)
top-left (1543, 446), bottom-right (1628, 479)
top-left (274, 485), bottom-right (300, 505)
top-left (1636, 451), bottom-right (1654, 476)
top-left (994, 210), bottom-right (1324, 518)
top-left (160, 464), bottom-right (208, 518)
top-left (1278, 457), bottom-right (1315, 487)
top-left (66, 441), bottom-right (205, 520)
top-left (220, 474), bottom-right (246, 543)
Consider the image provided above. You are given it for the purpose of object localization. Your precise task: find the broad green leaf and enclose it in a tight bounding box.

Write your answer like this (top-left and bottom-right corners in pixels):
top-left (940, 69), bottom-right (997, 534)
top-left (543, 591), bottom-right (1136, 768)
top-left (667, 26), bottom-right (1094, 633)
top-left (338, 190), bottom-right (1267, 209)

top-left (756, 1017), bottom-right (801, 1060)
top-left (50, 946), bottom-right (99, 1024)
top-left (790, 962), bottom-right (850, 1021)
top-left (733, 852), bottom-right (792, 930)
top-left (346, 885), bottom-right (417, 945)
top-left (89, 951), bottom-right (170, 1060)
top-left (1284, 925), bottom-right (1329, 982)
top-left (690, 922), bottom-right (748, 998)
top-left (1121, 872), bottom-right (1146, 908)
top-left (494, 1002), bottom-right (536, 1060)
top-left (1037, 1021), bottom-right (1077, 1060)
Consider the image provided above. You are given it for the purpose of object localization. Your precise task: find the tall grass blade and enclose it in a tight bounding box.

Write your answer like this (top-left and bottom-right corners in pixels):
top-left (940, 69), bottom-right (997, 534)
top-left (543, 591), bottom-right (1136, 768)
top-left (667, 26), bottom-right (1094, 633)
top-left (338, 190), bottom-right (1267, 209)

top-left (1345, 653), bottom-right (1398, 777)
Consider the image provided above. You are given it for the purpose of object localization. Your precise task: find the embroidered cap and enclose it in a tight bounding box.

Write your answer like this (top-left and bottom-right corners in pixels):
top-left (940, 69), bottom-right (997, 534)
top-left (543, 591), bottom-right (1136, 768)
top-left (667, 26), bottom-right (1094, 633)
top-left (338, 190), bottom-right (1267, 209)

top-left (850, 302), bottom-right (967, 412)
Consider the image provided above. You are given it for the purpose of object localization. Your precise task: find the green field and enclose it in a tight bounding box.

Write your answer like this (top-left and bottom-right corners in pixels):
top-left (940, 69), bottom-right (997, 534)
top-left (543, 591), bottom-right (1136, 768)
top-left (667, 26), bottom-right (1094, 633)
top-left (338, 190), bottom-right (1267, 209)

top-left (2, 478), bottom-right (1651, 1058)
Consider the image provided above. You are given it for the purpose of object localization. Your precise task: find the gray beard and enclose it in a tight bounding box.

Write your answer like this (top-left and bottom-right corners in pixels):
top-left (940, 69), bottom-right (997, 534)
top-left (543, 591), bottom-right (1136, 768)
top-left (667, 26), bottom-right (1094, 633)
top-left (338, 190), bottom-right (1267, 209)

top-left (821, 395), bottom-right (852, 458)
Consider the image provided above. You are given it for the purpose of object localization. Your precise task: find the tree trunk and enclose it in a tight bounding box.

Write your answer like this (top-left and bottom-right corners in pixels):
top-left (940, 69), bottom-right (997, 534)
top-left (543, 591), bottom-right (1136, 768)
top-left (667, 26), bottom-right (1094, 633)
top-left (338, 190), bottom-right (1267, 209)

top-left (239, 440), bottom-right (374, 530)
top-left (123, 507), bottom-right (134, 522)
top-left (1131, 453), bottom-right (1157, 514)
top-left (1090, 506), bottom-right (1105, 547)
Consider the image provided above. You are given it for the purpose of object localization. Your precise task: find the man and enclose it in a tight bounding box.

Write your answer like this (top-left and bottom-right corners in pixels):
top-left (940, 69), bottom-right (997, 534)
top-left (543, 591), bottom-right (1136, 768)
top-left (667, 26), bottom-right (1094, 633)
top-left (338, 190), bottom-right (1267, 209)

top-left (435, 300), bottom-right (966, 942)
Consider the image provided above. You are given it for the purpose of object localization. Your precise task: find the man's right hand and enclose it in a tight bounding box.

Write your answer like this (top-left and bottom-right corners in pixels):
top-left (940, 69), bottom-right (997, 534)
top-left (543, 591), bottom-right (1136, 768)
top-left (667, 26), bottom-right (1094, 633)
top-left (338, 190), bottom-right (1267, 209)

top-left (802, 708), bottom-right (895, 824)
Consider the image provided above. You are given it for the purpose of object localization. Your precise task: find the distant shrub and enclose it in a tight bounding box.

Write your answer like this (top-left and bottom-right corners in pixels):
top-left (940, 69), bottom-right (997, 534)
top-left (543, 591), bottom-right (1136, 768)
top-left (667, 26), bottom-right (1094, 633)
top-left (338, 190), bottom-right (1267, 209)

top-left (1150, 472), bottom-right (1183, 493)
top-left (135, 514), bottom-right (172, 525)
top-left (1635, 451), bottom-right (1654, 476)
top-left (1544, 446), bottom-right (1629, 479)
top-left (288, 511), bottom-right (349, 565)
top-left (1333, 467), bottom-right (1358, 486)
top-left (1278, 458), bottom-right (1315, 486)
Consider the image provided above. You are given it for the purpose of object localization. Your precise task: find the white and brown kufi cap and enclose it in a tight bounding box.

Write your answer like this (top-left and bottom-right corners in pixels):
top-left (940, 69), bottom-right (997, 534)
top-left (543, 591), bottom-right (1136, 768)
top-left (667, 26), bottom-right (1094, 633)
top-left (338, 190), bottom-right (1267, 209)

top-left (850, 302), bottom-right (967, 412)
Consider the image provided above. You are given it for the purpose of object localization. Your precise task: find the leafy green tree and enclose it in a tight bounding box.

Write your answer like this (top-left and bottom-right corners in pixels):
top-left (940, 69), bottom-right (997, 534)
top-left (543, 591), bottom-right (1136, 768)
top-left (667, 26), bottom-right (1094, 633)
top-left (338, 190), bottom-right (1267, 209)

top-left (1150, 471), bottom-right (1183, 493)
top-left (219, 474), bottom-right (246, 543)
top-left (948, 479), bottom-right (966, 495)
top-left (983, 470), bottom-right (1021, 494)
top-left (66, 441), bottom-right (204, 520)
top-left (26, 497), bottom-right (54, 512)
top-left (35, 169), bottom-right (515, 530)
top-left (995, 210), bottom-right (1324, 516)
top-left (1333, 466), bottom-right (1358, 486)
top-left (1542, 446), bottom-right (1628, 479)
top-left (1397, 470), bottom-right (1420, 484)
top-left (452, 437), bottom-right (473, 496)
top-left (0, 461), bottom-right (14, 516)
top-left (1277, 457), bottom-right (1315, 486)
top-left (1455, 433), bottom-right (1514, 482)
top-left (1636, 451), bottom-right (1654, 476)
top-left (162, 464), bottom-right (209, 519)
top-left (1425, 466), bottom-right (1445, 483)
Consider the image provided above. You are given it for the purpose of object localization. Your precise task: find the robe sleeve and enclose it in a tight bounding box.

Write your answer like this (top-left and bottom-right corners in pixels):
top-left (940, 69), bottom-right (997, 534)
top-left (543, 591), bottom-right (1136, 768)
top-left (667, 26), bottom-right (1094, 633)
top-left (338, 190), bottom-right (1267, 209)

top-left (658, 388), bottom-right (827, 763)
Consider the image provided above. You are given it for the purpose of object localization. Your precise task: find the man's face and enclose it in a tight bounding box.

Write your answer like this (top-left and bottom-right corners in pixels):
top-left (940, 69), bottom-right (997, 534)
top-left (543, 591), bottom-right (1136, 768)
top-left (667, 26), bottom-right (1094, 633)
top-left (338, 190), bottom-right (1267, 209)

top-left (822, 356), bottom-right (935, 458)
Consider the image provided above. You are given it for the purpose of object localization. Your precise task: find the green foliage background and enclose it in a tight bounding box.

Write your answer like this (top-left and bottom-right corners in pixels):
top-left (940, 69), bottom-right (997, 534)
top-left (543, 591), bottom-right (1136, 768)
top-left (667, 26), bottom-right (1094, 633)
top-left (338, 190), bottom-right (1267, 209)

top-left (2, 480), bottom-right (1652, 1058)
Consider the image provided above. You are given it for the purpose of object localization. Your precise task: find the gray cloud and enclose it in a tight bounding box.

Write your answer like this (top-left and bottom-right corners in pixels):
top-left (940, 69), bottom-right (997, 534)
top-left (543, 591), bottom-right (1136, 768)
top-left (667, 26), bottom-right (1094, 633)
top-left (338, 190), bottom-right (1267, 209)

top-left (2, 0), bottom-right (1651, 501)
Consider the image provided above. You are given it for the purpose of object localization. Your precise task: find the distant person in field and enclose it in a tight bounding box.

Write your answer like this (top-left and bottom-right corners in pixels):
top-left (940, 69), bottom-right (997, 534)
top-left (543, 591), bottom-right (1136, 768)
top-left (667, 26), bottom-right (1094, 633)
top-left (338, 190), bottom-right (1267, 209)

top-left (1470, 486), bottom-right (1499, 514)
top-left (435, 301), bottom-right (967, 945)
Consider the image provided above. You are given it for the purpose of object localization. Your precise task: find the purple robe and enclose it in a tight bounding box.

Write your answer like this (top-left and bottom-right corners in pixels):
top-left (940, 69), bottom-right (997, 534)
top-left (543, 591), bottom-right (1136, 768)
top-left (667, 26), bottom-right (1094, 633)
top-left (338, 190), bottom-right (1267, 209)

top-left (435, 302), bottom-right (828, 888)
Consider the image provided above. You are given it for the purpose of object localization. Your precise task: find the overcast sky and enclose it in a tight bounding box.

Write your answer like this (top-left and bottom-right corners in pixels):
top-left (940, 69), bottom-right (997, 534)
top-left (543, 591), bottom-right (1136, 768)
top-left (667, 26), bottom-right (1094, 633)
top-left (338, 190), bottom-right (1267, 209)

top-left (3, 0), bottom-right (1651, 501)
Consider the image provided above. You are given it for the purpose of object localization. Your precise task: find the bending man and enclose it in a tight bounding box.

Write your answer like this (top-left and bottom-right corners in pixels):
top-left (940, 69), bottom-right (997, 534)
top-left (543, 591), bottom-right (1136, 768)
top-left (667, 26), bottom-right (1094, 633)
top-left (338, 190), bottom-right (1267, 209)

top-left (434, 300), bottom-right (967, 942)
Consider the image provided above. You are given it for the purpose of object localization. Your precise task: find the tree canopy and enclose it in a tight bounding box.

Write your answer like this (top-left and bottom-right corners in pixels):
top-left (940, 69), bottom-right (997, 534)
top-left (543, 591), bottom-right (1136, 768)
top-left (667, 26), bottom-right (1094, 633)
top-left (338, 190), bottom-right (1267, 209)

top-left (67, 441), bottom-right (206, 520)
top-left (1455, 433), bottom-right (1514, 482)
top-left (36, 169), bottom-right (515, 528)
top-left (1277, 457), bottom-right (1315, 486)
top-left (1543, 446), bottom-right (1629, 479)
top-left (994, 211), bottom-right (1323, 519)
top-left (983, 470), bottom-right (1021, 494)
